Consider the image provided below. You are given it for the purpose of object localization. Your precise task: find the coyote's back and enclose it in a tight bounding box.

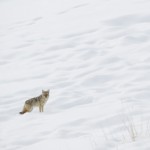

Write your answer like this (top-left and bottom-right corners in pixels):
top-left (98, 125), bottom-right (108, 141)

top-left (19, 90), bottom-right (50, 114)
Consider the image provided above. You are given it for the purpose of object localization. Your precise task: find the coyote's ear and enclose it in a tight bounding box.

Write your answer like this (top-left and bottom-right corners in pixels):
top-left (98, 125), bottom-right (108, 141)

top-left (42, 90), bottom-right (44, 92)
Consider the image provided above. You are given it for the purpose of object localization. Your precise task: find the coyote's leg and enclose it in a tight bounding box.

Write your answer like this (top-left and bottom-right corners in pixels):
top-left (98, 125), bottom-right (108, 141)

top-left (39, 105), bottom-right (44, 112)
top-left (42, 105), bottom-right (44, 112)
top-left (39, 105), bottom-right (42, 112)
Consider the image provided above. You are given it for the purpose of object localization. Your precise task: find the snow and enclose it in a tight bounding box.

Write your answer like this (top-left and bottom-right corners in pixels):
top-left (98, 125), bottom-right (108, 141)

top-left (0, 0), bottom-right (150, 149)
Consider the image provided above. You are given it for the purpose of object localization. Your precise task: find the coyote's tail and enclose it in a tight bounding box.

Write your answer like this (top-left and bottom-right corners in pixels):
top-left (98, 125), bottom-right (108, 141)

top-left (19, 111), bottom-right (25, 114)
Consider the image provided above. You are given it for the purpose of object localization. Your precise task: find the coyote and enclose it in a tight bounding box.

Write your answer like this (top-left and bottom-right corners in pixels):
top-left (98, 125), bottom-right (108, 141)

top-left (19, 90), bottom-right (50, 114)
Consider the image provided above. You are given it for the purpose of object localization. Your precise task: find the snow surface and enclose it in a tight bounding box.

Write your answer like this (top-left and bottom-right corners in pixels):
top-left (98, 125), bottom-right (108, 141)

top-left (0, 0), bottom-right (150, 149)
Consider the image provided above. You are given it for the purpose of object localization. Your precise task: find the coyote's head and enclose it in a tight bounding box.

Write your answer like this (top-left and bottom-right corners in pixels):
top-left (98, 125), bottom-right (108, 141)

top-left (42, 90), bottom-right (50, 98)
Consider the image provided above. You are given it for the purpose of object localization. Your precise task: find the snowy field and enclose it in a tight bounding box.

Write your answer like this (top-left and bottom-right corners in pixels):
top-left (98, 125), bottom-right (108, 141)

top-left (0, 0), bottom-right (150, 149)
